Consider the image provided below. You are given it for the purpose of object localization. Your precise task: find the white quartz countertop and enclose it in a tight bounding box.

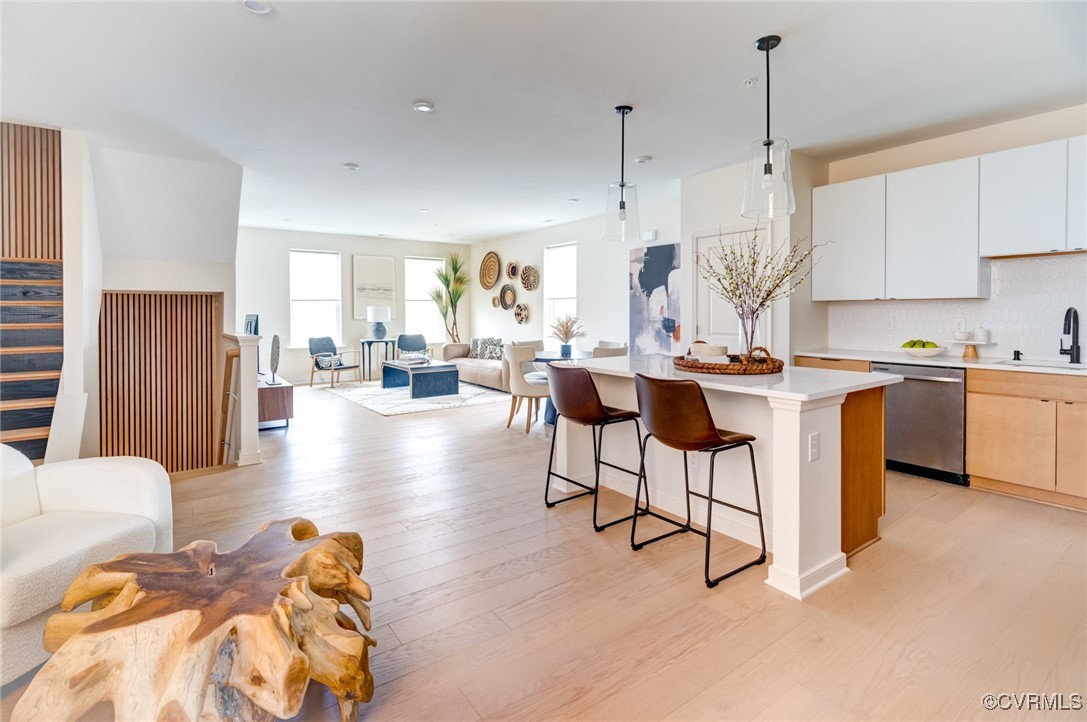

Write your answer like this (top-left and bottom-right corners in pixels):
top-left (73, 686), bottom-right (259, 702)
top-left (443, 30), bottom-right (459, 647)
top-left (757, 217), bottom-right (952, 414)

top-left (796, 348), bottom-right (1087, 377)
top-left (568, 354), bottom-right (901, 402)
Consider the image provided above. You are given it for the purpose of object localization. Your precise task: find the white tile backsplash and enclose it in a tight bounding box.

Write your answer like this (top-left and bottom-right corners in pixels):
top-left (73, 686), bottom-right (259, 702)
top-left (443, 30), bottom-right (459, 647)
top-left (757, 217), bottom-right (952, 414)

top-left (827, 255), bottom-right (1087, 361)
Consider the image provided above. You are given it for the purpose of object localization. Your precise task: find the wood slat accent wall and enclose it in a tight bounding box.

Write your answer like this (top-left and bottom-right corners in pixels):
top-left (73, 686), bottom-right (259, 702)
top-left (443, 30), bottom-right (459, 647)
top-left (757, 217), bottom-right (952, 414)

top-left (1, 122), bottom-right (62, 260)
top-left (99, 292), bottom-right (218, 473)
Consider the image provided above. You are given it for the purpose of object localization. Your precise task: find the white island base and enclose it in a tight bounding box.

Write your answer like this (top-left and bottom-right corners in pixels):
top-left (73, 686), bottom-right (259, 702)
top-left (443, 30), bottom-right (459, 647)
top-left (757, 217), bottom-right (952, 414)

top-left (552, 355), bottom-right (901, 600)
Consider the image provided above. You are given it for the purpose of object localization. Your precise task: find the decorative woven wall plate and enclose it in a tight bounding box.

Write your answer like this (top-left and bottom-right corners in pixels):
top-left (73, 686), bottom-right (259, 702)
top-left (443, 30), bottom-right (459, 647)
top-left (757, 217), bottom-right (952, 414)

top-left (491, 295), bottom-right (500, 307)
top-left (480, 252), bottom-right (500, 290)
top-left (514, 303), bottom-right (529, 324)
top-left (506, 262), bottom-right (519, 279)
top-left (520, 265), bottom-right (539, 291)
top-left (500, 284), bottom-right (516, 309)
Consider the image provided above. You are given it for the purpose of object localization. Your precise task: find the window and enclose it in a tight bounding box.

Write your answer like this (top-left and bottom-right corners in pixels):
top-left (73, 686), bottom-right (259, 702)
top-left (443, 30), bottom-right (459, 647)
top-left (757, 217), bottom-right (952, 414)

top-left (544, 243), bottom-right (577, 345)
top-left (289, 250), bottom-right (342, 348)
top-left (403, 256), bottom-right (447, 343)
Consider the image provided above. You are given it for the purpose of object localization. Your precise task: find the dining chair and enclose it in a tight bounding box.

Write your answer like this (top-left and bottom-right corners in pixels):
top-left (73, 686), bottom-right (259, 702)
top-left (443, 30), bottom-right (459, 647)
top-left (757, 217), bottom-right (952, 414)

top-left (632, 373), bottom-right (767, 588)
top-left (503, 345), bottom-right (549, 433)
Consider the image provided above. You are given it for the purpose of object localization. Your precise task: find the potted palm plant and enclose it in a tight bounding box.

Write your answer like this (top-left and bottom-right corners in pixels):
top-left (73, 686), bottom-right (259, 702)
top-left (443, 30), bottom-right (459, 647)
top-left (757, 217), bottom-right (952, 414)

top-left (429, 254), bottom-right (469, 343)
top-left (549, 314), bottom-right (587, 357)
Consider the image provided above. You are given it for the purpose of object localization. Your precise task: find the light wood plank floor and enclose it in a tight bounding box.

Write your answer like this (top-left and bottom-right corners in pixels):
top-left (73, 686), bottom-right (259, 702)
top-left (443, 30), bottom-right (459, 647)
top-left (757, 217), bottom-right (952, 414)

top-left (4, 385), bottom-right (1085, 721)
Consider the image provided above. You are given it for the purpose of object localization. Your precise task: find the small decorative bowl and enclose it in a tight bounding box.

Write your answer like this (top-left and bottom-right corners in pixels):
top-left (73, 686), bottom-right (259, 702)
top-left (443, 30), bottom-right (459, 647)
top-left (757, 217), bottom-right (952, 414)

top-left (953, 331), bottom-right (971, 341)
top-left (903, 346), bottom-right (946, 357)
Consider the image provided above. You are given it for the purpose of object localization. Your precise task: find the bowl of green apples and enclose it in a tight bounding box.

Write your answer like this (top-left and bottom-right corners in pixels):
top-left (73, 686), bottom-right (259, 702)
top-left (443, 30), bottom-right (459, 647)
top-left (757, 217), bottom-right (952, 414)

top-left (900, 339), bottom-right (945, 357)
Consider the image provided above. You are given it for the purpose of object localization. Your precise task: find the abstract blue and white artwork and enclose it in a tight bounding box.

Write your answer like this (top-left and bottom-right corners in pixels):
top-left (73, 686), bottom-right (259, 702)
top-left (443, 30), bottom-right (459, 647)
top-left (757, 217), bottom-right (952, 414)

top-left (629, 243), bottom-right (681, 355)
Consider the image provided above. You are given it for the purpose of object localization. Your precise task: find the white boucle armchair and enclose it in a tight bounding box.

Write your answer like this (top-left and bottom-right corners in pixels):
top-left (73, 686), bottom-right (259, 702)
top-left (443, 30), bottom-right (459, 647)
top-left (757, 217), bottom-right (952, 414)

top-left (0, 444), bottom-right (173, 685)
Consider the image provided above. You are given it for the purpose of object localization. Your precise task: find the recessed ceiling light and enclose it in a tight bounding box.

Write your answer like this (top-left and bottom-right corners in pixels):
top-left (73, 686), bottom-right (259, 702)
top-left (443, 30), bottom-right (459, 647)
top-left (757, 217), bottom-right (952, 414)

top-left (635, 155), bottom-right (653, 164)
top-left (541, 219), bottom-right (553, 223)
top-left (567, 198), bottom-right (579, 204)
top-left (242, 0), bottom-right (271, 14)
top-left (343, 162), bottom-right (360, 171)
top-left (413, 101), bottom-right (435, 113)
top-left (418, 208), bottom-right (430, 213)
top-left (282, 218), bottom-right (293, 222)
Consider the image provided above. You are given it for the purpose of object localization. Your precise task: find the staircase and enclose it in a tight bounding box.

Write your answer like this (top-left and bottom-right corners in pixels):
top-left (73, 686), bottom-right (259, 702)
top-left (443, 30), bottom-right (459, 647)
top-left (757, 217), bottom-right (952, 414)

top-left (0, 261), bottom-right (63, 461)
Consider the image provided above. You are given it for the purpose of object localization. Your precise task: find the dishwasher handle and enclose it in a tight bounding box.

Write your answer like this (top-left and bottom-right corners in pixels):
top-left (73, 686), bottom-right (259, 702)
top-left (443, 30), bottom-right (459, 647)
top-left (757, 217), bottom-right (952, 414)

top-left (871, 365), bottom-right (963, 383)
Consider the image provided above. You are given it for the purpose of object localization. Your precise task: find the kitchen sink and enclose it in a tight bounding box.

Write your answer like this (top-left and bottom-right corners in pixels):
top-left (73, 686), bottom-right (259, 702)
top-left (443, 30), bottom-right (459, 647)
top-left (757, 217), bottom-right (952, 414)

top-left (992, 359), bottom-right (1087, 370)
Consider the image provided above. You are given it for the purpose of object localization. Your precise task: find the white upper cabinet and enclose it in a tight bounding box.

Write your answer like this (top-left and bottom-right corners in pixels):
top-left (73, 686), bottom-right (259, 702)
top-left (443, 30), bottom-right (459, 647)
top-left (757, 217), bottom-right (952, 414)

top-left (1068, 136), bottom-right (1086, 251)
top-left (811, 175), bottom-right (886, 301)
top-left (886, 157), bottom-right (989, 299)
top-left (979, 139), bottom-right (1068, 256)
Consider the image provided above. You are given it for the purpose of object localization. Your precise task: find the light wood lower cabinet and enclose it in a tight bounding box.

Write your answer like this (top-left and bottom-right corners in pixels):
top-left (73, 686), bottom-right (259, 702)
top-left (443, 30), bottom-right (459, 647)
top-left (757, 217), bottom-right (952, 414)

top-left (1056, 401), bottom-right (1087, 498)
top-left (793, 355), bottom-right (884, 554)
top-left (966, 369), bottom-right (1087, 509)
top-left (965, 393), bottom-right (1056, 491)
top-left (793, 356), bottom-right (871, 373)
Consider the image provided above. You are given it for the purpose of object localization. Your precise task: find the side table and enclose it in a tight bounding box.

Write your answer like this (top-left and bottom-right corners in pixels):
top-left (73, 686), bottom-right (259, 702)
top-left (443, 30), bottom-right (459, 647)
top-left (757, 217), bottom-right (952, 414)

top-left (258, 376), bottom-right (293, 429)
top-left (360, 338), bottom-right (397, 381)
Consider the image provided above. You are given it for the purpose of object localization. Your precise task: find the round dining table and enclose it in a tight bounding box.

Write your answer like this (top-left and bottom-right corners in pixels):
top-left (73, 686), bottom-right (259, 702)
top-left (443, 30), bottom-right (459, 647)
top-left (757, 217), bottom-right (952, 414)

top-left (533, 350), bottom-right (591, 424)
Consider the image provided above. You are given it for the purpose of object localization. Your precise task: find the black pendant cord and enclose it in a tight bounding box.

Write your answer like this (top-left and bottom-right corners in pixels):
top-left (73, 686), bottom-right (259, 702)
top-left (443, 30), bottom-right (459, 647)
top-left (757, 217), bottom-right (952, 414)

top-left (764, 42), bottom-right (772, 173)
top-left (615, 106), bottom-right (633, 210)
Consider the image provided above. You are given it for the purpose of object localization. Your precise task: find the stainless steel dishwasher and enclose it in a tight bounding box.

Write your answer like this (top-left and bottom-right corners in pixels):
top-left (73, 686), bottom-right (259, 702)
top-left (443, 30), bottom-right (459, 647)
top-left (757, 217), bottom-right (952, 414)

top-left (870, 362), bottom-right (968, 485)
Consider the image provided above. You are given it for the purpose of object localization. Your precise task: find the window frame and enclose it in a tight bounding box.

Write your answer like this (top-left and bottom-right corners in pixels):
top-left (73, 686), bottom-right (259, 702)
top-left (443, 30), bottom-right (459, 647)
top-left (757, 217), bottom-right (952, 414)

top-left (288, 249), bottom-right (343, 349)
top-left (403, 255), bottom-right (448, 343)
top-left (543, 242), bottom-right (578, 348)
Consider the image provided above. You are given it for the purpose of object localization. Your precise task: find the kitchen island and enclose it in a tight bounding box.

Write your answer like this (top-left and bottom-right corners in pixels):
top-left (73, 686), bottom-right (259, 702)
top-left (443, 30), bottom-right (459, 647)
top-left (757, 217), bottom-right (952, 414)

top-left (552, 355), bottom-right (901, 600)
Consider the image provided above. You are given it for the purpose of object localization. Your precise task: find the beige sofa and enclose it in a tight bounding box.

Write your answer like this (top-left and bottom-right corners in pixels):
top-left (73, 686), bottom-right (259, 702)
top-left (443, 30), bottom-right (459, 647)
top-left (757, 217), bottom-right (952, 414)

top-left (440, 343), bottom-right (510, 391)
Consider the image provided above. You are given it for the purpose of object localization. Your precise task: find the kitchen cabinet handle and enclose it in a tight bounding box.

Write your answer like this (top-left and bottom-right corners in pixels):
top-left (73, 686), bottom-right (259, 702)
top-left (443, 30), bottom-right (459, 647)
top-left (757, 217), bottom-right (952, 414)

top-left (898, 374), bottom-right (963, 383)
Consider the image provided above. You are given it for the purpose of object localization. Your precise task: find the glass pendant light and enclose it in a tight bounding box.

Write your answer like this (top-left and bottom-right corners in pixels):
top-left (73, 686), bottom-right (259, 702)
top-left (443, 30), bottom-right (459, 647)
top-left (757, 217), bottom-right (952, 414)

top-left (602, 105), bottom-right (641, 242)
top-left (741, 35), bottom-right (795, 219)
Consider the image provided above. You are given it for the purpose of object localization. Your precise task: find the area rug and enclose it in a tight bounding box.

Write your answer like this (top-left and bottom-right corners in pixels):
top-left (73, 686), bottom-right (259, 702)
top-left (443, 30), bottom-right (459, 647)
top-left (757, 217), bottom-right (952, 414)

top-left (324, 381), bottom-right (510, 416)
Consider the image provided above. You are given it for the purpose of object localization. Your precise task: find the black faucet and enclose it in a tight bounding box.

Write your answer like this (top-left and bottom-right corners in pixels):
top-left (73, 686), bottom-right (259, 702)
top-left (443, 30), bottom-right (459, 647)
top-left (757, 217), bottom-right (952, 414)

top-left (1061, 307), bottom-right (1080, 364)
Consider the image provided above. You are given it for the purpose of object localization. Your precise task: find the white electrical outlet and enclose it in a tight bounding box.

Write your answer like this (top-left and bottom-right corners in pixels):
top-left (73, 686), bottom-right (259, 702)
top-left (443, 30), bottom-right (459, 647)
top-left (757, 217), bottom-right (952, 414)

top-left (954, 318), bottom-right (967, 333)
top-left (884, 317), bottom-right (895, 331)
top-left (808, 432), bottom-right (820, 462)
top-left (689, 454), bottom-right (700, 471)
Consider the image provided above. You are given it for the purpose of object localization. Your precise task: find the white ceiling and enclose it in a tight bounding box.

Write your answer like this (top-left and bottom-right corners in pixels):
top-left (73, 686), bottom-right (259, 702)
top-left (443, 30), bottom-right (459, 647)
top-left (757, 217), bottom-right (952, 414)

top-left (3, 1), bottom-right (1085, 244)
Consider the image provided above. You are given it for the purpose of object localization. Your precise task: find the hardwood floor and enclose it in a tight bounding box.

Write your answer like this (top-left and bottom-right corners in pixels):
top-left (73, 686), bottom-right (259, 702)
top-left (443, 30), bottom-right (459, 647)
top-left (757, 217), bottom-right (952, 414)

top-left (4, 384), bottom-right (1085, 720)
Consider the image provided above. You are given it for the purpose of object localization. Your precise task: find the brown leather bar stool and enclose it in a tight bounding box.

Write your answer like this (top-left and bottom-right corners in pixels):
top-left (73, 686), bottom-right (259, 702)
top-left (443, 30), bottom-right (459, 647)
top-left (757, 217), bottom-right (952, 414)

top-left (632, 373), bottom-right (767, 588)
top-left (544, 364), bottom-right (648, 531)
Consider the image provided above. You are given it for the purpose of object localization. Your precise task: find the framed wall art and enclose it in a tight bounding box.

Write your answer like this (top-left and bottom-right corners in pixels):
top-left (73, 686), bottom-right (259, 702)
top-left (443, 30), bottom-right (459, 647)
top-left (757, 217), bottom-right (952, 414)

top-left (353, 255), bottom-right (395, 320)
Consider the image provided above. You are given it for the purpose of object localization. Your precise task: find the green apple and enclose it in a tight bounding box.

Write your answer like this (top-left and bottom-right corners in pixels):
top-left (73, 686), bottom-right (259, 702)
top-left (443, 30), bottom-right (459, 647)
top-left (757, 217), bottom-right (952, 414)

top-left (923, 341), bottom-right (937, 348)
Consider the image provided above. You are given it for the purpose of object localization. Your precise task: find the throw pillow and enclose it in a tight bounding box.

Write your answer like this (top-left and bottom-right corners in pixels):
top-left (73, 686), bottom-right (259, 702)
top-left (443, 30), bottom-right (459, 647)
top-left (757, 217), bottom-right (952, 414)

top-left (468, 338), bottom-right (483, 359)
top-left (480, 338), bottom-right (504, 361)
top-left (314, 354), bottom-right (341, 370)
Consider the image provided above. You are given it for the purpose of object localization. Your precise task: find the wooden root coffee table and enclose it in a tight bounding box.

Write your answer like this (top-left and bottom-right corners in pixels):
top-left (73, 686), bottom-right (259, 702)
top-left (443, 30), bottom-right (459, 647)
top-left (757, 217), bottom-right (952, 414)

top-left (12, 518), bottom-right (376, 722)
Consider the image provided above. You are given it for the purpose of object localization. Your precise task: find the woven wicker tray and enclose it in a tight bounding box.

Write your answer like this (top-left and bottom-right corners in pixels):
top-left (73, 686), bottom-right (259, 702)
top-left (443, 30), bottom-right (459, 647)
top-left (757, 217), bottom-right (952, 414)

top-left (673, 346), bottom-right (784, 376)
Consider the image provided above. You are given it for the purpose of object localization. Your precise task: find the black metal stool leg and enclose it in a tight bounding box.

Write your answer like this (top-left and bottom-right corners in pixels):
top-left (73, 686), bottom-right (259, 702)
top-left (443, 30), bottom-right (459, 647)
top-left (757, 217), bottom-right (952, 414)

top-left (703, 443), bottom-right (768, 588)
top-left (631, 434), bottom-right (691, 551)
top-left (591, 418), bottom-right (650, 532)
top-left (543, 416), bottom-right (595, 508)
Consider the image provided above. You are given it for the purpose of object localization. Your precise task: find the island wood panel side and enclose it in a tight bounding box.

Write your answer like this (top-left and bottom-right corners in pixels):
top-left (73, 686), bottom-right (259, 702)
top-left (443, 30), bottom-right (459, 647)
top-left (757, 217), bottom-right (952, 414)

top-left (792, 356), bottom-right (885, 554)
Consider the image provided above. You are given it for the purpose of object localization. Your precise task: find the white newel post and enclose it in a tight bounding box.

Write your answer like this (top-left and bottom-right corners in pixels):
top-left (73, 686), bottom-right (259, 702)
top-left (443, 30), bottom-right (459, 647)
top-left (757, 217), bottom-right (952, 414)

top-left (765, 394), bottom-right (849, 600)
top-left (222, 333), bottom-right (262, 467)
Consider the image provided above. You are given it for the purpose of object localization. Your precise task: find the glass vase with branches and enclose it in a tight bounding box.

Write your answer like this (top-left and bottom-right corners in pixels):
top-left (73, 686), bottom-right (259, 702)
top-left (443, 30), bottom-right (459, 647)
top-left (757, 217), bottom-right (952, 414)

top-left (429, 253), bottom-right (469, 343)
top-left (695, 226), bottom-right (821, 358)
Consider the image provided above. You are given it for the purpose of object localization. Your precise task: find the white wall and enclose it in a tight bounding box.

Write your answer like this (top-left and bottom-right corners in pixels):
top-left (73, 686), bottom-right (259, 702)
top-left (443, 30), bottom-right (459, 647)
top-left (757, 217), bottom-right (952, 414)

top-left (468, 195), bottom-right (681, 350)
top-left (235, 227), bottom-right (471, 382)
